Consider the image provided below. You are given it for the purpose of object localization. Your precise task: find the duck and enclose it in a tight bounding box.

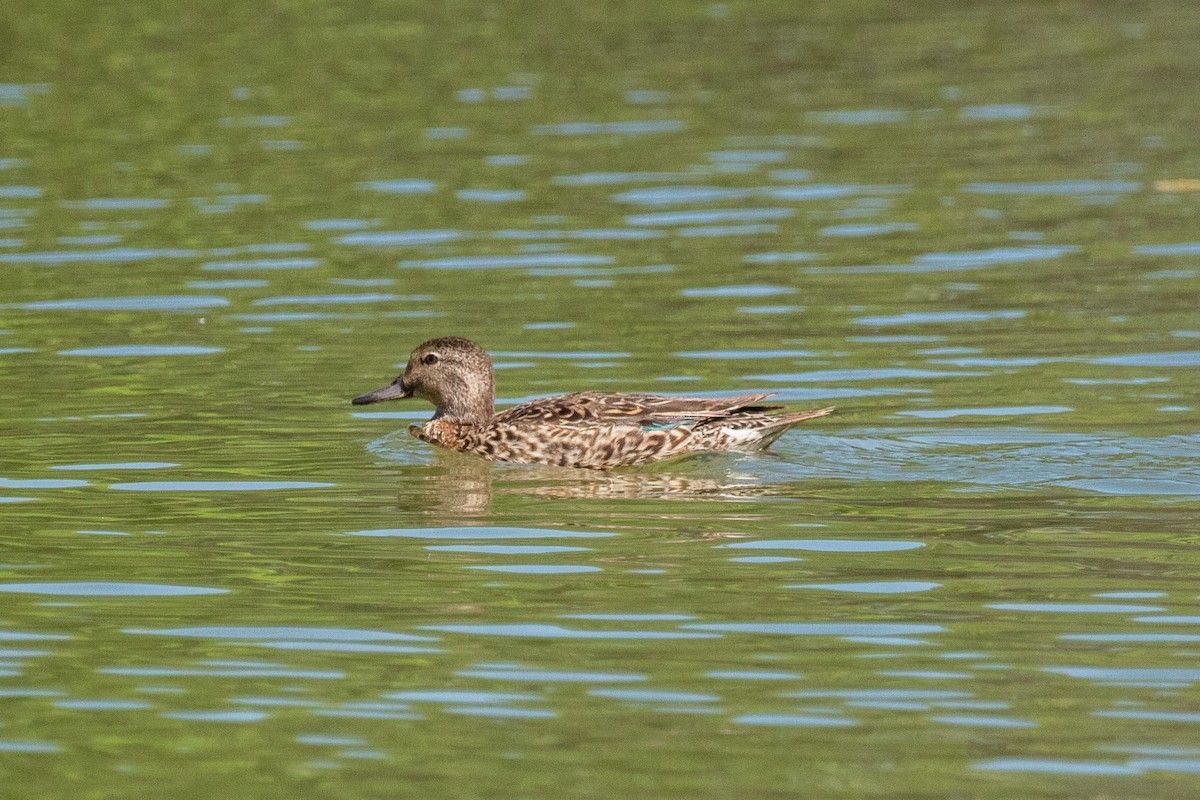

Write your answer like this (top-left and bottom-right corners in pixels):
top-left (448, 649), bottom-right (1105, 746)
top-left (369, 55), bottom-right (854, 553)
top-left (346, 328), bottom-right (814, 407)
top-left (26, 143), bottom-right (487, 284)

top-left (352, 336), bottom-right (834, 469)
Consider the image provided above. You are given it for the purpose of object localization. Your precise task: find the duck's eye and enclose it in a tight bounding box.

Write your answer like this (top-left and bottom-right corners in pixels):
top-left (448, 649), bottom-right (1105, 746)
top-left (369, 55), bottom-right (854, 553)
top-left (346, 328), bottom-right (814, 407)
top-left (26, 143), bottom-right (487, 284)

top-left (421, 353), bottom-right (440, 365)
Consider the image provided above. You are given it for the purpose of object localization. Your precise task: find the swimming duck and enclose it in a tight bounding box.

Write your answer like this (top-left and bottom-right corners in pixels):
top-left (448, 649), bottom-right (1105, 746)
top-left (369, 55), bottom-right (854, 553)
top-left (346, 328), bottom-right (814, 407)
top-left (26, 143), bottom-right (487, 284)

top-left (352, 336), bottom-right (834, 469)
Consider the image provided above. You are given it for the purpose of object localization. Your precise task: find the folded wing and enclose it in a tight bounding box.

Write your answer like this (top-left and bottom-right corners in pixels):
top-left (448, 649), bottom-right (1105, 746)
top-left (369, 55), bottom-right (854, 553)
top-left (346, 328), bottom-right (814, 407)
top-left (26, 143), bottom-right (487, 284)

top-left (494, 391), bottom-right (783, 427)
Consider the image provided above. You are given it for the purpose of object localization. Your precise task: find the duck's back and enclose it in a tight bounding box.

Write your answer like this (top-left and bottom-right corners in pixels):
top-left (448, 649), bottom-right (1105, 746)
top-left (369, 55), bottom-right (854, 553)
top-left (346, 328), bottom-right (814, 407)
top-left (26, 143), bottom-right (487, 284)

top-left (494, 391), bottom-right (782, 427)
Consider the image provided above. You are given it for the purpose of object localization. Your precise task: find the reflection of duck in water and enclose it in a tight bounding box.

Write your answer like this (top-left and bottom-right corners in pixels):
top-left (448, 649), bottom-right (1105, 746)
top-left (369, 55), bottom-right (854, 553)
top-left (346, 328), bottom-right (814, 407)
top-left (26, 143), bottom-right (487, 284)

top-left (405, 450), bottom-right (786, 521)
top-left (353, 336), bottom-right (834, 469)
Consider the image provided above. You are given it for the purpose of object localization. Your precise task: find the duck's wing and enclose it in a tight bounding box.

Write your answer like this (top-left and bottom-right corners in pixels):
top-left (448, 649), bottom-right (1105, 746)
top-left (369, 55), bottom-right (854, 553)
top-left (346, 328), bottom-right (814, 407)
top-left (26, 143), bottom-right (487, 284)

top-left (494, 391), bottom-right (782, 427)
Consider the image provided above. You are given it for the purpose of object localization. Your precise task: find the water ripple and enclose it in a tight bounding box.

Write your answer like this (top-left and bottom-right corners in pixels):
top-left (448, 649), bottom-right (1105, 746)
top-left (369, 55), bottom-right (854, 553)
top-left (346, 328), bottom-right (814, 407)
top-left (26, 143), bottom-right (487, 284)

top-left (18, 295), bottom-right (228, 311)
top-left (110, 480), bottom-right (332, 491)
top-left (424, 624), bottom-right (718, 640)
top-left (398, 254), bottom-right (613, 270)
top-left (347, 527), bottom-right (614, 540)
top-left (334, 230), bottom-right (463, 246)
top-left (59, 345), bottom-right (224, 357)
top-left (684, 623), bottom-right (944, 636)
top-left (734, 713), bottom-right (858, 727)
top-left (124, 626), bottom-right (435, 641)
top-left (788, 581), bottom-right (940, 593)
top-left (458, 667), bottom-right (646, 682)
top-left (0, 582), bottom-right (227, 596)
top-left (718, 540), bottom-right (923, 553)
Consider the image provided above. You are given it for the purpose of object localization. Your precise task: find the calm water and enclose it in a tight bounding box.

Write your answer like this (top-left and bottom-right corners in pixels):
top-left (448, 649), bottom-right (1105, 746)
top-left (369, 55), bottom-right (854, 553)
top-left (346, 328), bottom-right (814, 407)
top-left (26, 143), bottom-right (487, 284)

top-left (2, 2), bottom-right (1200, 797)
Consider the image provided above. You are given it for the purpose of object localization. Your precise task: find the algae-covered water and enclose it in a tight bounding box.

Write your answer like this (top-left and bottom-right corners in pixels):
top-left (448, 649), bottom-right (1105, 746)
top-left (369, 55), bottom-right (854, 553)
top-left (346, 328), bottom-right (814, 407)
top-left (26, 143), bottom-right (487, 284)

top-left (2, 2), bottom-right (1200, 797)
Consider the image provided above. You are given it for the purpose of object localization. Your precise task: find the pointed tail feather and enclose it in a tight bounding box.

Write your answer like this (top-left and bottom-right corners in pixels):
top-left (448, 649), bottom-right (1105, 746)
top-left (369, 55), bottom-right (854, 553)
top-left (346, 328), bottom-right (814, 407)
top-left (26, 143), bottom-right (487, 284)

top-left (772, 406), bottom-right (836, 426)
top-left (752, 406), bottom-right (836, 448)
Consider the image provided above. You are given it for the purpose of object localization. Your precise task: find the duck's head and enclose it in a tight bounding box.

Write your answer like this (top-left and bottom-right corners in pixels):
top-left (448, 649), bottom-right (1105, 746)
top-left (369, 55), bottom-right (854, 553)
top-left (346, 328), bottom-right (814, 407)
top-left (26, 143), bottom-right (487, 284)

top-left (352, 336), bottom-right (496, 423)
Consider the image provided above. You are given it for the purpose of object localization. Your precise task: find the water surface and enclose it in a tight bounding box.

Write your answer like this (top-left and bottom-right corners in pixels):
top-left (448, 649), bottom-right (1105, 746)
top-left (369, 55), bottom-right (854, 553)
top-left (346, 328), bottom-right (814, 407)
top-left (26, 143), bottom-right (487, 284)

top-left (2, 2), bottom-right (1200, 798)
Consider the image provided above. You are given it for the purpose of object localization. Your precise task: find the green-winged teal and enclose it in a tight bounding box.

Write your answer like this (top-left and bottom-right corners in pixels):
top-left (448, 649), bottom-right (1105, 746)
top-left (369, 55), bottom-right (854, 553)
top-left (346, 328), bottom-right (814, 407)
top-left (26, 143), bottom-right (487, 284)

top-left (353, 336), bottom-right (834, 469)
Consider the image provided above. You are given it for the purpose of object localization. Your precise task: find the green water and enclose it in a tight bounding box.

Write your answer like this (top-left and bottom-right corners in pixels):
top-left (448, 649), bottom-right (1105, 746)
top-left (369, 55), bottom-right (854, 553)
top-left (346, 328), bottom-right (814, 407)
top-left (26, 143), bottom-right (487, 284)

top-left (3, 1), bottom-right (1200, 797)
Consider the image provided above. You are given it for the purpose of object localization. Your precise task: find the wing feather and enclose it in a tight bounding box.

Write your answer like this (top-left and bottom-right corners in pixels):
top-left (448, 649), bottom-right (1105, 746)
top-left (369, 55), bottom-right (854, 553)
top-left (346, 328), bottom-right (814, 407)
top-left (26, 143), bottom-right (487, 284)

top-left (494, 391), bottom-right (782, 428)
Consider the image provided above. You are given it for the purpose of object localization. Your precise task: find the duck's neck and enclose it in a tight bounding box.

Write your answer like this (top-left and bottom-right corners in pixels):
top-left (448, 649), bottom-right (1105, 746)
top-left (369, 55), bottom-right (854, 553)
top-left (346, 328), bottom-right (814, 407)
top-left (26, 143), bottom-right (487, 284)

top-left (432, 376), bottom-right (495, 426)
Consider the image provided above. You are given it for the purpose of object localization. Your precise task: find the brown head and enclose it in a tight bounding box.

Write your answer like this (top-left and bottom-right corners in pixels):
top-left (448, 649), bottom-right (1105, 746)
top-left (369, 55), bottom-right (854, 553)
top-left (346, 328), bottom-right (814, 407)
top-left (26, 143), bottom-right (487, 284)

top-left (351, 336), bottom-right (496, 424)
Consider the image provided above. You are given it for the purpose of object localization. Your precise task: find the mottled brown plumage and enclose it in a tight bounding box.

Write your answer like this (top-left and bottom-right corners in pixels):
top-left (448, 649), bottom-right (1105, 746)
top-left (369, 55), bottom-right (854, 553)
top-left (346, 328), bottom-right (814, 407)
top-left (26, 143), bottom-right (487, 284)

top-left (353, 337), bottom-right (834, 469)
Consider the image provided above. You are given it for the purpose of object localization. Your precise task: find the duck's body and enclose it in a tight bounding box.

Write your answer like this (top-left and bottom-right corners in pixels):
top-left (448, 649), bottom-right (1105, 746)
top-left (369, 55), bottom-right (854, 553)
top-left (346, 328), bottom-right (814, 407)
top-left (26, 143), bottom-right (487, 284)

top-left (353, 337), bottom-right (833, 469)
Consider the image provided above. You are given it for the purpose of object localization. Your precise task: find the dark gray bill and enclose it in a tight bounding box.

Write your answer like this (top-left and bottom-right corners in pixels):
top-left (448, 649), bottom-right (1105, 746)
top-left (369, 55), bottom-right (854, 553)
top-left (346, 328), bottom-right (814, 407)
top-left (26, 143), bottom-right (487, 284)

top-left (351, 379), bottom-right (412, 405)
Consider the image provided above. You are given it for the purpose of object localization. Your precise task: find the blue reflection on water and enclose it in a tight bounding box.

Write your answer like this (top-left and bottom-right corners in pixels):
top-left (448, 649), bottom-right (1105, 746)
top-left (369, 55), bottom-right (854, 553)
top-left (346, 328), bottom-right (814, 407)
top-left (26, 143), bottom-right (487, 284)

top-left (334, 230), bottom-right (462, 246)
top-left (614, 187), bottom-right (757, 206)
top-left (1090, 351), bottom-right (1200, 367)
top-left (0, 186), bottom-right (42, 198)
top-left (0, 477), bottom-right (89, 489)
top-left (124, 626), bottom-right (435, 641)
top-left (810, 109), bottom-right (906, 124)
top-left (51, 462), bottom-right (177, 471)
top-left (0, 248), bottom-right (198, 265)
top-left (445, 706), bottom-right (556, 718)
top-left (718, 540), bottom-right (923, 553)
top-left (734, 713), bottom-right (858, 727)
top-left (188, 279), bottom-right (267, 289)
top-left (1094, 710), bottom-right (1200, 723)
top-left (257, 641), bottom-right (441, 654)
top-left (427, 545), bottom-right (591, 554)
top-left (0, 582), bottom-right (227, 596)
top-left (55, 699), bottom-right (153, 710)
top-left (960, 104), bottom-right (1035, 120)
top-left (685, 623), bottom-right (944, 636)
top-left (387, 690), bottom-right (539, 703)
top-left (62, 198), bottom-right (171, 210)
top-left (561, 614), bottom-right (696, 621)
top-left (425, 624), bottom-right (718, 640)
top-left (253, 293), bottom-right (397, 305)
top-left (399, 254), bottom-right (613, 270)
top-left (458, 667), bottom-right (646, 682)
top-left (853, 310), bottom-right (1026, 325)
top-left (466, 565), bottom-right (602, 574)
top-left (728, 556), bottom-right (803, 564)
top-left (1133, 242), bottom-right (1200, 256)
top-left (963, 180), bottom-right (1140, 195)
top-left (1060, 633), bottom-right (1200, 643)
top-left (676, 223), bottom-right (777, 237)
top-left (19, 295), bottom-right (228, 311)
top-left (0, 740), bottom-right (61, 753)
top-left (589, 689), bottom-right (720, 703)
top-left (788, 581), bottom-right (939, 593)
top-left (681, 285), bottom-right (794, 298)
top-left (624, 207), bottom-right (792, 224)
top-left (743, 251), bottom-right (821, 263)
top-left (974, 758), bottom-right (1142, 775)
top-left (60, 345), bottom-right (224, 357)
top-left (456, 189), bottom-right (525, 203)
top-left (303, 218), bottom-right (379, 231)
top-left (1046, 667), bottom-right (1200, 683)
top-left (201, 258), bottom-right (320, 271)
top-left (356, 179), bottom-right (435, 194)
top-left (552, 171), bottom-right (691, 186)
top-left (1060, 479), bottom-right (1200, 496)
top-left (707, 150), bottom-right (788, 163)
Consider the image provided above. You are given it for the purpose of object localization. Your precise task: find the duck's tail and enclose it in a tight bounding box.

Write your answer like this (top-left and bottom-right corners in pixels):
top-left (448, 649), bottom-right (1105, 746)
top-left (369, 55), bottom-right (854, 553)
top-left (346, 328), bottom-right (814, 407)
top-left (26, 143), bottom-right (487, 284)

top-left (752, 406), bottom-right (836, 448)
